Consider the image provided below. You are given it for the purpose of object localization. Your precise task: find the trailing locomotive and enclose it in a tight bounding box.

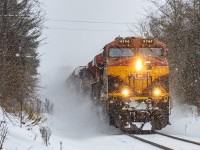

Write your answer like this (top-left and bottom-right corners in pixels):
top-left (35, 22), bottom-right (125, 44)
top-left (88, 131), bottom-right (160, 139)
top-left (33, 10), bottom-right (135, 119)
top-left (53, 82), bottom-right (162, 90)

top-left (68, 37), bottom-right (172, 133)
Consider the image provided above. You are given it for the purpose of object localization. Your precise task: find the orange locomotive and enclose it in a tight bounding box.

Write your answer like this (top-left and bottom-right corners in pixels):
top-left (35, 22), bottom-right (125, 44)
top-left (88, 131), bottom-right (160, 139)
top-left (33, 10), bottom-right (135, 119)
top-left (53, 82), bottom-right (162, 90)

top-left (68, 37), bottom-right (172, 133)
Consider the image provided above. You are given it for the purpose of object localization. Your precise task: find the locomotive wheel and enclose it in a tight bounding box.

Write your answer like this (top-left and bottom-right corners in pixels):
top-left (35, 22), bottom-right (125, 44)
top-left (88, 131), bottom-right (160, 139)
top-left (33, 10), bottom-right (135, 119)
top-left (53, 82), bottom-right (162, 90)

top-left (151, 110), bottom-right (167, 130)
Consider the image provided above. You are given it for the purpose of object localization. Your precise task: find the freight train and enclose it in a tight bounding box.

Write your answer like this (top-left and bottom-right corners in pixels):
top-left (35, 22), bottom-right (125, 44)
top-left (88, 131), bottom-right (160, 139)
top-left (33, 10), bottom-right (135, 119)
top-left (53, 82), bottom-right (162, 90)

top-left (67, 36), bottom-right (172, 133)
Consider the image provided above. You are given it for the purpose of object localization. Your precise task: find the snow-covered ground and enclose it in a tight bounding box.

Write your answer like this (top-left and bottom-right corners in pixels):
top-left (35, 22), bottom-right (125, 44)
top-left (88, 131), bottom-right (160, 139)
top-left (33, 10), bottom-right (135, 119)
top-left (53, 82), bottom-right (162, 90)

top-left (2, 67), bottom-right (200, 150)
top-left (161, 102), bottom-right (200, 138)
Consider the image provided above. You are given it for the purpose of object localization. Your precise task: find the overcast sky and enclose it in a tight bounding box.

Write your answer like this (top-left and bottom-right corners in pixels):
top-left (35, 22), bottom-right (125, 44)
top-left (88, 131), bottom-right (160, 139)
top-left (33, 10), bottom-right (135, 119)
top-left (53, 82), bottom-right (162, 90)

top-left (39, 0), bottom-right (151, 73)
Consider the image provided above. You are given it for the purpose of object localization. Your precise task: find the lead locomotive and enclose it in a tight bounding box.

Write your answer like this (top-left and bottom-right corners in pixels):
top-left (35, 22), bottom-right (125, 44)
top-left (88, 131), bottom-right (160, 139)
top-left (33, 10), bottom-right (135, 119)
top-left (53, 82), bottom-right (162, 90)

top-left (68, 37), bottom-right (172, 133)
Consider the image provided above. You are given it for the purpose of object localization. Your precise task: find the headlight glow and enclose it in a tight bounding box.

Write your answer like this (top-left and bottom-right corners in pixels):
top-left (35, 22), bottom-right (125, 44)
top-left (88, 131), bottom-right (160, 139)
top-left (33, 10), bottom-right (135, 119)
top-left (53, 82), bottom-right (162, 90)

top-left (136, 59), bottom-right (142, 71)
top-left (122, 89), bottom-right (129, 97)
top-left (153, 88), bottom-right (161, 96)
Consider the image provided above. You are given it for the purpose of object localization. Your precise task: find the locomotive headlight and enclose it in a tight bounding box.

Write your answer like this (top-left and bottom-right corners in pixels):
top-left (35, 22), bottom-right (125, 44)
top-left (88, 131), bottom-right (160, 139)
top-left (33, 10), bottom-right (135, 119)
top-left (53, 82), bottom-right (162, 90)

top-left (153, 88), bottom-right (161, 96)
top-left (136, 59), bottom-right (143, 71)
top-left (122, 89), bottom-right (130, 97)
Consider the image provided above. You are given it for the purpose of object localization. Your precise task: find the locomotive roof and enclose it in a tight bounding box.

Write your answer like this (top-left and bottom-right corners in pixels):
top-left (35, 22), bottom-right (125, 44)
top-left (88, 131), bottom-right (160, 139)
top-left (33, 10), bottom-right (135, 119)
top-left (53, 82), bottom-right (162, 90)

top-left (104, 36), bottom-right (166, 48)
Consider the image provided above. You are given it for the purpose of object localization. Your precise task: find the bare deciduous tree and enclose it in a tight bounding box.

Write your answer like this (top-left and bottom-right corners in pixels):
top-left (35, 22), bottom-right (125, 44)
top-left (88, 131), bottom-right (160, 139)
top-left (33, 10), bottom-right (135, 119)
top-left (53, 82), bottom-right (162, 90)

top-left (39, 126), bottom-right (52, 146)
top-left (133, 0), bottom-right (200, 111)
top-left (0, 121), bottom-right (8, 150)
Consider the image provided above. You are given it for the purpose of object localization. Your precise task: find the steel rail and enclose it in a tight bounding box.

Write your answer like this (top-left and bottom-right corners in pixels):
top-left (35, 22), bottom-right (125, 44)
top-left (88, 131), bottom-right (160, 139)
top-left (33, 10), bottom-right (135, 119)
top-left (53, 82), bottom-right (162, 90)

top-left (155, 132), bottom-right (200, 146)
top-left (127, 134), bottom-right (173, 150)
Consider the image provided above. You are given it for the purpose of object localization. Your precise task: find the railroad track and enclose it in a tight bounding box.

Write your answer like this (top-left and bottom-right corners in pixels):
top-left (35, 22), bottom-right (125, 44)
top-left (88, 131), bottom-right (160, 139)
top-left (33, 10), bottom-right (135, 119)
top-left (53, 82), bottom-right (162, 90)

top-left (155, 131), bottom-right (200, 146)
top-left (126, 132), bottom-right (200, 150)
top-left (127, 133), bottom-right (173, 150)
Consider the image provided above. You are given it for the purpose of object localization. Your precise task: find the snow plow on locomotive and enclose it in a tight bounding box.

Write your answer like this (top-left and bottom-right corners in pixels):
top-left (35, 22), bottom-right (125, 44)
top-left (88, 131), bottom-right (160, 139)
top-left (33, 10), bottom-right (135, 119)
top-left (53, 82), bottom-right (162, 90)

top-left (67, 37), bottom-right (172, 133)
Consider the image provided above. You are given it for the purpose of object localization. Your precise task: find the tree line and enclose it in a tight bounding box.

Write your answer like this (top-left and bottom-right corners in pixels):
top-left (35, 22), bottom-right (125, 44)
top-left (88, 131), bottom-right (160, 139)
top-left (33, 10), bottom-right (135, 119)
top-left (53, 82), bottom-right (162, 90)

top-left (137, 0), bottom-right (200, 112)
top-left (0, 0), bottom-right (44, 125)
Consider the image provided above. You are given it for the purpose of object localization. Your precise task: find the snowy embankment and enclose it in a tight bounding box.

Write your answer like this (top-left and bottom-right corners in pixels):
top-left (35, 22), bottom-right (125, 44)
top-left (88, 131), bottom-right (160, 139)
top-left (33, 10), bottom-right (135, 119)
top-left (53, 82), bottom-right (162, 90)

top-left (2, 66), bottom-right (200, 150)
top-left (0, 110), bottom-right (50, 150)
top-left (161, 101), bottom-right (200, 138)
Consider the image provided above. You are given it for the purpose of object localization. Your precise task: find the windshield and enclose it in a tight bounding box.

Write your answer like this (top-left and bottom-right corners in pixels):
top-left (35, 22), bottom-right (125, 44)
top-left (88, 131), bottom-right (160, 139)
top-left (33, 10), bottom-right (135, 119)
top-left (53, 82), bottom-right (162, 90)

top-left (109, 48), bottom-right (134, 57)
top-left (139, 48), bottom-right (164, 57)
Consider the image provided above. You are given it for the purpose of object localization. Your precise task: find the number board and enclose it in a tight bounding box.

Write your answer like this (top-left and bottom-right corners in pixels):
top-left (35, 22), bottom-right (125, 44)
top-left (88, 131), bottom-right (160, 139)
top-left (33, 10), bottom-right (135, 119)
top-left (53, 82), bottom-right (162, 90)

top-left (119, 39), bottom-right (131, 45)
top-left (142, 39), bottom-right (154, 44)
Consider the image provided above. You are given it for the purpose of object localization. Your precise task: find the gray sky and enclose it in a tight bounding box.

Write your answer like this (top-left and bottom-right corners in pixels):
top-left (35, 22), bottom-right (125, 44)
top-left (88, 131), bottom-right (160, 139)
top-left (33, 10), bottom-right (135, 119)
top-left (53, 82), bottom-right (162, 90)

top-left (39, 0), bottom-right (150, 73)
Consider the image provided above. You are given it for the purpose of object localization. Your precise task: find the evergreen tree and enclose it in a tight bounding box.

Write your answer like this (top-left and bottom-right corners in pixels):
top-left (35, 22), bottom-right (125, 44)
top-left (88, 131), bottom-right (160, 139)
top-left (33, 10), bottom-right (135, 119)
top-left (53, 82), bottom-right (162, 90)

top-left (0, 0), bottom-right (44, 124)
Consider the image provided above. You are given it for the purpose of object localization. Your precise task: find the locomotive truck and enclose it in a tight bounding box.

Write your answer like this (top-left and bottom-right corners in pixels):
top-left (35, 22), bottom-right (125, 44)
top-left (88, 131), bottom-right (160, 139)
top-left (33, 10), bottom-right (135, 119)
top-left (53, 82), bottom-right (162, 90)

top-left (67, 36), bottom-right (172, 133)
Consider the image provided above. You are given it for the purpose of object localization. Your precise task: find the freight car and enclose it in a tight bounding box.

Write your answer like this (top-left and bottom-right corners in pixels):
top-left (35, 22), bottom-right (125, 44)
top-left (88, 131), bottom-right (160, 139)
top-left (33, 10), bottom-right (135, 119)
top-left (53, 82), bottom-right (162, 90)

top-left (67, 37), bottom-right (172, 133)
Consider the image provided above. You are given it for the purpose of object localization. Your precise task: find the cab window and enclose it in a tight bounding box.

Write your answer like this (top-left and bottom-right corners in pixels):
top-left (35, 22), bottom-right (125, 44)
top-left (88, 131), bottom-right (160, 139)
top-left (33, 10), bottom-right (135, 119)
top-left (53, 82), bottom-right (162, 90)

top-left (139, 48), bottom-right (164, 57)
top-left (109, 48), bottom-right (134, 57)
